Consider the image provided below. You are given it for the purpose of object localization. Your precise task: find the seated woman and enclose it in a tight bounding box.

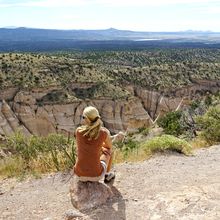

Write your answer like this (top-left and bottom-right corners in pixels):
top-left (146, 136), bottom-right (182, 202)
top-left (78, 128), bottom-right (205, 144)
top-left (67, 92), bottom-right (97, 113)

top-left (74, 106), bottom-right (117, 183)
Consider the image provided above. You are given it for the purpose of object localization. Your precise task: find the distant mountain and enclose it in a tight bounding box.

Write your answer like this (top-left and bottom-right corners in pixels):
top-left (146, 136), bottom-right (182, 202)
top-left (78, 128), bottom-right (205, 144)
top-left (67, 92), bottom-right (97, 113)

top-left (0, 27), bottom-right (220, 41)
top-left (2, 26), bottom-right (18, 29)
top-left (0, 27), bottom-right (138, 41)
top-left (0, 27), bottom-right (220, 52)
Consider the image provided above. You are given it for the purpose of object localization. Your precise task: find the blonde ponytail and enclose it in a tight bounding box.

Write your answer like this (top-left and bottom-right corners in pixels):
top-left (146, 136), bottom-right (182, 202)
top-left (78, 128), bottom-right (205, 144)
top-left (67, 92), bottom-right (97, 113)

top-left (79, 106), bottom-right (102, 140)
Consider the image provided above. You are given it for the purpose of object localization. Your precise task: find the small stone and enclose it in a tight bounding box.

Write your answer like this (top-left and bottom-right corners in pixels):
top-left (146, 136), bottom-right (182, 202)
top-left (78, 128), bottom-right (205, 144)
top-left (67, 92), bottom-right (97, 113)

top-left (43, 217), bottom-right (53, 220)
top-left (2, 211), bottom-right (11, 217)
top-left (189, 196), bottom-right (200, 203)
top-left (63, 209), bottom-right (84, 220)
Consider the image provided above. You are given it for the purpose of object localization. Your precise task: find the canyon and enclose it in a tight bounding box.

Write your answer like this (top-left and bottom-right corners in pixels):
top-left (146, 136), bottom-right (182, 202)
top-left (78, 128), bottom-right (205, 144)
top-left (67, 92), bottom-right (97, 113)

top-left (0, 80), bottom-right (219, 137)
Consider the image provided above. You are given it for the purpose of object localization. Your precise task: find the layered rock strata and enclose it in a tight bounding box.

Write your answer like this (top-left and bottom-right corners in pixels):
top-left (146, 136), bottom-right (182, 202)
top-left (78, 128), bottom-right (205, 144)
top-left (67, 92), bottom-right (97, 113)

top-left (0, 80), bottom-right (219, 136)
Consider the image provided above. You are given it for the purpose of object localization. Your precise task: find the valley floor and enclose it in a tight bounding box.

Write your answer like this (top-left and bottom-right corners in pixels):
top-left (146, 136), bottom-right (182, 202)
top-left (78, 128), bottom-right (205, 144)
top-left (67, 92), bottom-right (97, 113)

top-left (0, 145), bottom-right (220, 220)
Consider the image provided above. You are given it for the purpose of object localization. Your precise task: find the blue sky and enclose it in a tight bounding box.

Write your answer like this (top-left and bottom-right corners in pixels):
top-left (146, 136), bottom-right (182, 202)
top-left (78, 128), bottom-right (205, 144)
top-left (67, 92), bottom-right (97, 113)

top-left (0, 0), bottom-right (220, 31)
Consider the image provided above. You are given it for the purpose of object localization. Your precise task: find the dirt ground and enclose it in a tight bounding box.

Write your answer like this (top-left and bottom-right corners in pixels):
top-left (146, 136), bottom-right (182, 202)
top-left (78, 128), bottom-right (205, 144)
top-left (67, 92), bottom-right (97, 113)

top-left (0, 145), bottom-right (220, 220)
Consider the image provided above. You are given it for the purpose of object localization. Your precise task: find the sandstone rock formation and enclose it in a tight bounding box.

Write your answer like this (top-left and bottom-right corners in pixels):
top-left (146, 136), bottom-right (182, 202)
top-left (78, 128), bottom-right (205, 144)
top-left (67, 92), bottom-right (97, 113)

top-left (0, 100), bottom-right (31, 136)
top-left (0, 87), bottom-right (19, 101)
top-left (0, 80), bottom-right (219, 137)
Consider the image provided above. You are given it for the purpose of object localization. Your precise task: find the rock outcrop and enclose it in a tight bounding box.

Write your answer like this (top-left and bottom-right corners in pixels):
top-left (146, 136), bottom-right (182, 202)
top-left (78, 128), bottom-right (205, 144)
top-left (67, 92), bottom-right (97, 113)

top-left (0, 100), bottom-right (31, 136)
top-left (2, 94), bottom-right (154, 136)
top-left (70, 179), bottom-right (114, 210)
top-left (0, 80), bottom-right (219, 136)
top-left (0, 87), bottom-right (19, 101)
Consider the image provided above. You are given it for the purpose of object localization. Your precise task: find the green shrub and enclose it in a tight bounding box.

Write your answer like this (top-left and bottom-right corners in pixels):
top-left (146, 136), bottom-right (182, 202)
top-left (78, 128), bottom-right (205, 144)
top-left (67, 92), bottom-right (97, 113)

top-left (137, 127), bottom-right (149, 135)
top-left (121, 138), bottom-right (139, 157)
top-left (158, 111), bottom-right (184, 136)
top-left (142, 135), bottom-right (192, 155)
top-left (196, 106), bottom-right (220, 144)
top-left (190, 100), bottom-right (201, 110)
top-left (0, 156), bottom-right (25, 178)
top-left (2, 132), bottom-right (76, 174)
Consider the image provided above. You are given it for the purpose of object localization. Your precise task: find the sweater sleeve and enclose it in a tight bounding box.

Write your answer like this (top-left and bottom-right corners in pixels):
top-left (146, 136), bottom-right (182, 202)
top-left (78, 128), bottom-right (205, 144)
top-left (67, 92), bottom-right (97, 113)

top-left (101, 128), bottom-right (112, 156)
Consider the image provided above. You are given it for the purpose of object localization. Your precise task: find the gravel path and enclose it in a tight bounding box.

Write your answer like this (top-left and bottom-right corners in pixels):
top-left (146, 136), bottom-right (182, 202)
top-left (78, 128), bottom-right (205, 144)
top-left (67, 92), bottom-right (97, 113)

top-left (1, 145), bottom-right (220, 220)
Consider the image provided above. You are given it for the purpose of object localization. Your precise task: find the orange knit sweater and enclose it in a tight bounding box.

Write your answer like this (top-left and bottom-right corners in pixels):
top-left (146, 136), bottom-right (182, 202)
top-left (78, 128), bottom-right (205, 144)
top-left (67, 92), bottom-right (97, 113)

top-left (74, 128), bottom-right (108, 177)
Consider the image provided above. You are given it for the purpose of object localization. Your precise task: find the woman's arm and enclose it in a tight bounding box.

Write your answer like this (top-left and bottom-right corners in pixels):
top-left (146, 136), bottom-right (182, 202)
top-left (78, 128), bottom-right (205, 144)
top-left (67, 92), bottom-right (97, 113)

top-left (100, 129), bottom-right (113, 164)
top-left (102, 129), bottom-right (113, 154)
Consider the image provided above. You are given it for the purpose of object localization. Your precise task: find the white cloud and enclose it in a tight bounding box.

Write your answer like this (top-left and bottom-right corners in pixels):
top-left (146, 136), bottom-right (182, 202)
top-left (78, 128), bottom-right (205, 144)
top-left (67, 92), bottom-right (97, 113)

top-left (199, 6), bottom-right (220, 14)
top-left (0, 0), bottom-right (88, 7)
top-left (99, 0), bottom-right (220, 7)
top-left (0, 0), bottom-right (219, 8)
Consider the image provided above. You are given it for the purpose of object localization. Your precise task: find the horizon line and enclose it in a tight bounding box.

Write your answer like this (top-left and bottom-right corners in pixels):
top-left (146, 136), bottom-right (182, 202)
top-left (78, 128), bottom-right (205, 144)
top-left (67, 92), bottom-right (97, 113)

top-left (1, 26), bottom-right (219, 33)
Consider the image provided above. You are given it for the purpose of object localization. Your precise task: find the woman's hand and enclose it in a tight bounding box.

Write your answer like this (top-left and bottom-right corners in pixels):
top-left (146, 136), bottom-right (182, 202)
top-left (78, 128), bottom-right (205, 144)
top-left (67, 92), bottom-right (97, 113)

top-left (111, 131), bottom-right (125, 143)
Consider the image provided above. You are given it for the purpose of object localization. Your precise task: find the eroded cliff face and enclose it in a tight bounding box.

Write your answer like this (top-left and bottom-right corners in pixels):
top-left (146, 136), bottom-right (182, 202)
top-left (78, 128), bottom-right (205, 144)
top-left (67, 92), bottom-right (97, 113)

top-left (9, 95), bottom-right (153, 136)
top-left (0, 80), bottom-right (219, 137)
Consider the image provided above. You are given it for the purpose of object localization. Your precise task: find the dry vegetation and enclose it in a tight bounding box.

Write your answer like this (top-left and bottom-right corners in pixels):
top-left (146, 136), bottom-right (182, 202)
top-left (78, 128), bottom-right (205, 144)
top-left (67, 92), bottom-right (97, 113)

top-left (1, 49), bottom-right (220, 99)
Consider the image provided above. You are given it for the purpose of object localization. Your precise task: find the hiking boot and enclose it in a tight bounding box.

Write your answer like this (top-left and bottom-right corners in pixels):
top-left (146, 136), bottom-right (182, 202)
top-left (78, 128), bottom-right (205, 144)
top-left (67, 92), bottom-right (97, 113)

top-left (104, 172), bottom-right (115, 183)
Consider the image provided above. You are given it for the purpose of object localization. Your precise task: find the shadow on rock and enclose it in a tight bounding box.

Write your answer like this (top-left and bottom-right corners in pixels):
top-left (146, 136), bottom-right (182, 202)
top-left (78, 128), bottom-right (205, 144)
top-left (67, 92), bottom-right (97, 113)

top-left (82, 185), bottom-right (126, 220)
top-left (69, 178), bottom-right (126, 219)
